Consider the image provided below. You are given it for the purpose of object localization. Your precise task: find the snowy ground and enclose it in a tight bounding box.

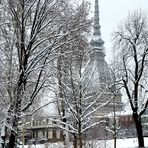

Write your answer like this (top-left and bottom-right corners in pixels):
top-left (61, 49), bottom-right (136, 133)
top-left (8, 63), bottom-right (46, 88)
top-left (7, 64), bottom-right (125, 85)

top-left (19, 138), bottom-right (148, 148)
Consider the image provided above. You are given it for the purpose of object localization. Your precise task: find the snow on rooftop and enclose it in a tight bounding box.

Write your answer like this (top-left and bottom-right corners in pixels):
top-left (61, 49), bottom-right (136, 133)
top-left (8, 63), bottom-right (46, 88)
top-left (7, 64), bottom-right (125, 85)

top-left (107, 110), bottom-right (133, 117)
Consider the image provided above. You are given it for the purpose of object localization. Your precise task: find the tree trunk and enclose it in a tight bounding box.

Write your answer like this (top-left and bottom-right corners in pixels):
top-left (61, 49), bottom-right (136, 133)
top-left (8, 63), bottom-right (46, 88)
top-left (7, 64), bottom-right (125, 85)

top-left (78, 120), bottom-right (82, 148)
top-left (133, 113), bottom-right (144, 147)
top-left (79, 132), bottom-right (83, 148)
top-left (113, 134), bottom-right (116, 148)
top-left (8, 94), bottom-right (21, 148)
top-left (8, 114), bottom-right (19, 148)
top-left (1, 125), bottom-right (6, 148)
top-left (7, 130), bottom-right (16, 148)
top-left (73, 134), bottom-right (77, 148)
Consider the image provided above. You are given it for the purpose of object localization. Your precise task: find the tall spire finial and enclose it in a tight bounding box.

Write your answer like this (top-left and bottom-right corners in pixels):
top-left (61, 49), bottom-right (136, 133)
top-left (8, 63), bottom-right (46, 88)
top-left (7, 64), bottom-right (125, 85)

top-left (93, 0), bottom-right (101, 36)
top-left (90, 0), bottom-right (105, 54)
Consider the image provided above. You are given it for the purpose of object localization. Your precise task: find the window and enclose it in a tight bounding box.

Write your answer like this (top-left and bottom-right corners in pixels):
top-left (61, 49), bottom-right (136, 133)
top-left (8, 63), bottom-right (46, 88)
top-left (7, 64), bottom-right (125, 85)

top-left (38, 131), bottom-right (42, 138)
top-left (125, 116), bottom-right (128, 121)
top-left (53, 121), bottom-right (57, 125)
top-left (46, 119), bottom-right (49, 124)
top-left (32, 131), bottom-right (35, 138)
top-left (56, 130), bottom-right (61, 139)
top-left (43, 131), bottom-right (45, 137)
top-left (35, 131), bottom-right (38, 138)
top-left (46, 130), bottom-right (48, 139)
top-left (33, 120), bottom-right (35, 126)
top-left (48, 130), bottom-right (53, 139)
top-left (36, 120), bottom-right (38, 126)
top-left (39, 120), bottom-right (42, 126)
top-left (145, 108), bottom-right (148, 114)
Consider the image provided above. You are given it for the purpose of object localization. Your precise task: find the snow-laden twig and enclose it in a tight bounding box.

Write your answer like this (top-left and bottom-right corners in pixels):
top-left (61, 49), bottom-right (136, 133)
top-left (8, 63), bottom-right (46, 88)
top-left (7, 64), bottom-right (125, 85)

top-left (81, 101), bottom-right (110, 122)
top-left (49, 118), bottom-right (78, 134)
top-left (81, 87), bottom-right (108, 119)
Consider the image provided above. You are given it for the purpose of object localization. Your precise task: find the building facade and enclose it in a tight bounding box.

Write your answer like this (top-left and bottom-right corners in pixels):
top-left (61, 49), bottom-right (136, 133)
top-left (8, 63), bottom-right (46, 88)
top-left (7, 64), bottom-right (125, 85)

top-left (23, 116), bottom-right (63, 144)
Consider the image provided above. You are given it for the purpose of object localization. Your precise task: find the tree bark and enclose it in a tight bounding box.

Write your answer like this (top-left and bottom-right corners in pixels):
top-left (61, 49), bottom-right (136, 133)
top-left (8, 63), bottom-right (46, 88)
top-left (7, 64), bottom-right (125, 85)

top-left (79, 132), bottom-right (83, 148)
top-left (73, 134), bottom-right (77, 148)
top-left (133, 113), bottom-right (144, 147)
top-left (7, 130), bottom-right (15, 148)
top-left (8, 83), bottom-right (23, 148)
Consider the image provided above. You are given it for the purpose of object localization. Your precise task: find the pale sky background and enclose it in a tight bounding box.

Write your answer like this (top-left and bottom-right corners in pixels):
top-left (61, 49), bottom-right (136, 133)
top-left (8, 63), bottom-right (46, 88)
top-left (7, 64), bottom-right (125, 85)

top-left (88, 0), bottom-right (148, 63)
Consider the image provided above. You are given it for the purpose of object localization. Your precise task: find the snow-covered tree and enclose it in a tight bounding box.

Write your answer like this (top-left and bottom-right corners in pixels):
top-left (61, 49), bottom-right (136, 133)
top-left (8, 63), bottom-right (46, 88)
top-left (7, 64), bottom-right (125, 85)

top-left (0, 0), bottom-right (92, 147)
top-left (56, 43), bottom-right (110, 148)
top-left (53, 3), bottom-right (111, 146)
top-left (112, 9), bottom-right (148, 147)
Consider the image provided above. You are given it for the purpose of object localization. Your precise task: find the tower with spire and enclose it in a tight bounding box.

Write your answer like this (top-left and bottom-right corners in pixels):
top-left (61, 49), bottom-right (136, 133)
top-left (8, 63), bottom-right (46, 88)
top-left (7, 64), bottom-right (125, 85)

top-left (88, 0), bottom-right (111, 90)
top-left (84, 0), bottom-right (122, 117)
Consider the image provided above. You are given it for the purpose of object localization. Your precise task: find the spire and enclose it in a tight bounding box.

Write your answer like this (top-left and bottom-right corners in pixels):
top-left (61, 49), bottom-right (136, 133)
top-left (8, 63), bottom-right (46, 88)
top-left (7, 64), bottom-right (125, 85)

top-left (90, 0), bottom-right (104, 53)
top-left (93, 0), bottom-right (101, 36)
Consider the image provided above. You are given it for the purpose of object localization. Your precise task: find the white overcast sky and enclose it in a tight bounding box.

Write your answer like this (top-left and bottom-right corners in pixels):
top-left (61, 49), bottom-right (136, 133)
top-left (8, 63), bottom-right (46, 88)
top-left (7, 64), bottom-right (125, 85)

top-left (82, 0), bottom-right (148, 63)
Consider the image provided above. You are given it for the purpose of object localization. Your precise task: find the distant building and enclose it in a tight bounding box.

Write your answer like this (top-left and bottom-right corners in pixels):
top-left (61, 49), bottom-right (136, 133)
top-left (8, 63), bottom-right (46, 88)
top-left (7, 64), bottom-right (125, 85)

top-left (118, 114), bottom-right (137, 138)
top-left (142, 107), bottom-right (148, 137)
top-left (23, 116), bottom-right (63, 144)
top-left (142, 107), bottom-right (148, 125)
top-left (117, 111), bottom-right (148, 138)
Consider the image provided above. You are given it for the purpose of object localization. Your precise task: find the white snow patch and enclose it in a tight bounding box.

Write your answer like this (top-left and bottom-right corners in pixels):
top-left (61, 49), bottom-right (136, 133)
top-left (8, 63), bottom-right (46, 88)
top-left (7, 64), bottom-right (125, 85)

top-left (18, 138), bottom-right (148, 148)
